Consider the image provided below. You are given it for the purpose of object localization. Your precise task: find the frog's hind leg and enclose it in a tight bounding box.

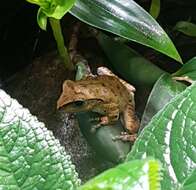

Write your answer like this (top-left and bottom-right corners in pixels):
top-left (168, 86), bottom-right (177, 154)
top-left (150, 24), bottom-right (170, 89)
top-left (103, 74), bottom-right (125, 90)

top-left (116, 101), bottom-right (139, 142)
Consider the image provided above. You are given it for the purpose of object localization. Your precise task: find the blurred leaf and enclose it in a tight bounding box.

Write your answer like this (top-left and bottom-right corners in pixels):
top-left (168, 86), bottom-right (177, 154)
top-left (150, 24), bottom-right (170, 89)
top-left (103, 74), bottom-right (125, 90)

top-left (77, 112), bottom-right (131, 163)
top-left (173, 57), bottom-right (196, 81)
top-left (97, 33), bottom-right (166, 86)
top-left (140, 74), bottom-right (186, 130)
top-left (127, 83), bottom-right (196, 189)
top-left (174, 21), bottom-right (196, 37)
top-left (149, 0), bottom-right (161, 19)
top-left (80, 159), bottom-right (162, 190)
top-left (0, 89), bottom-right (80, 189)
top-left (70, 0), bottom-right (182, 62)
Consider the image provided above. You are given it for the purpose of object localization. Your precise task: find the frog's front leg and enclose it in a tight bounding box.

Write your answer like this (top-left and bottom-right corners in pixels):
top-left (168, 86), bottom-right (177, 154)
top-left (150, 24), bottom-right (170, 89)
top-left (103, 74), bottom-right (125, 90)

top-left (91, 103), bottom-right (120, 132)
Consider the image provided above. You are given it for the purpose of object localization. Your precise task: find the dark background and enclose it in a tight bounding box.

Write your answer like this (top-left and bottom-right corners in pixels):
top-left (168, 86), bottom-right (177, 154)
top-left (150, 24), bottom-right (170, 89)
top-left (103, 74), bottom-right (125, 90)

top-left (0, 0), bottom-right (196, 80)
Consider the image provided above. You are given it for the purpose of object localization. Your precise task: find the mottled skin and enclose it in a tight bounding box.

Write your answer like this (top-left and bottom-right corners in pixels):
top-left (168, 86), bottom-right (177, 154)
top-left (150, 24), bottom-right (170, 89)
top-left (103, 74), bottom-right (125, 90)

top-left (57, 67), bottom-right (139, 141)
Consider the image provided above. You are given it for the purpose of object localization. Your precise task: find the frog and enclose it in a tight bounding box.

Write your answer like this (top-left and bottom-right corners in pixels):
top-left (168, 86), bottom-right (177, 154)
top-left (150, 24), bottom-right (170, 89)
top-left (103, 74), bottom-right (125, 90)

top-left (57, 67), bottom-right (139, 142)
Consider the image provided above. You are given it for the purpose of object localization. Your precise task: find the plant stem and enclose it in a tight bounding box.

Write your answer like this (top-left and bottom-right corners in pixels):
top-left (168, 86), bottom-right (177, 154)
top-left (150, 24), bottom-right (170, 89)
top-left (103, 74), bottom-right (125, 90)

top-left (49, 18), bottom-right (74, 70)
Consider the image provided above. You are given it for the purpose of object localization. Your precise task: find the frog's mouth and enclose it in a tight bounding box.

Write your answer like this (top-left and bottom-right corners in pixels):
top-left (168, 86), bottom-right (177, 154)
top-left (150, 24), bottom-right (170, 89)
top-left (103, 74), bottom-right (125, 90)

top-left (58, 99), bottom-right (103, 113)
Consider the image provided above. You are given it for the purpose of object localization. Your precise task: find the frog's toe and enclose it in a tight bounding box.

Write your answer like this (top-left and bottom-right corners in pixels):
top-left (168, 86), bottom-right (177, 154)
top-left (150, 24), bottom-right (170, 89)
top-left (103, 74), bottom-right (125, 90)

top-left (113, 132), bottom-right (137, 142)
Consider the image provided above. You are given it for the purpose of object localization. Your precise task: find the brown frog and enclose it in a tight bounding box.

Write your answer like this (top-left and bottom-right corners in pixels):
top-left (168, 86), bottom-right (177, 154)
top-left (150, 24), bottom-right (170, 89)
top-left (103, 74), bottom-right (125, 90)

top-left (57, 67), bottom-right (139, 141)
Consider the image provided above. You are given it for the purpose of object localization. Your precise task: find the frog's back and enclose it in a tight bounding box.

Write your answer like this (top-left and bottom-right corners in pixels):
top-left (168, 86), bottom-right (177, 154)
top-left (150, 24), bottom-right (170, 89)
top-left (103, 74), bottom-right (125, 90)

top-left (95, 75), bottom-right (130, 107)
top-left (74, 75), bottom-right (130, 102)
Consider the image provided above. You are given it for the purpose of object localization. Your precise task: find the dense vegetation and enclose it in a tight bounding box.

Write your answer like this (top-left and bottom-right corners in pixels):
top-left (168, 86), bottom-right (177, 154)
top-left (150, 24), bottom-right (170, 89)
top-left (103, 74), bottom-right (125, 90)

top-left (0, 0), bottom-right (195, 189)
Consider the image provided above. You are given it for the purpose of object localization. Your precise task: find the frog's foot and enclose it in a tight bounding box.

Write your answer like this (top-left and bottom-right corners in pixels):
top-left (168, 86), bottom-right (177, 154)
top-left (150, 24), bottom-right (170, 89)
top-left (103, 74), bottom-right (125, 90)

top-left (100, 116), bottom-right (109, 125)
top-left (173, 76), bottom-right (194, 84)
top-left (113, 132), bottom-right (137, 142)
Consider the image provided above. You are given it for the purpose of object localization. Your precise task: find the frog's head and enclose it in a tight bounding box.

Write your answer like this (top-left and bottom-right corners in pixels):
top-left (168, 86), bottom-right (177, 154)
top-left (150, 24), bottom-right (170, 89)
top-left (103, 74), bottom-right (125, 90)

top-left (57, 80), bottom-right (103, 113)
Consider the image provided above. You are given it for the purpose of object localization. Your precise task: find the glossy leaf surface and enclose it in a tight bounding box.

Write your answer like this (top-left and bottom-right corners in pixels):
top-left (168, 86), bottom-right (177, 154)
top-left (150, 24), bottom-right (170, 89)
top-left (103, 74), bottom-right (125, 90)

top-left (70, 0), bottom-right (182, 62)
top-left (127, 83), bottom-right (196, 189)
top-left (140, 74), bottom-right (186, 130)
top-left (0, 89), bottom-right (80, 189)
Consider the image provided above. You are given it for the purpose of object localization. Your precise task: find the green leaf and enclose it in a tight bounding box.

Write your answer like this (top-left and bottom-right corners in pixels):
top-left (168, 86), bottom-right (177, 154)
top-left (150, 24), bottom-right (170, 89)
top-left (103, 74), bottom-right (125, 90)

top-left (174, 21), bottom-right (196, 37)
top-left (127, 83), bottom-right (196, 189)
top-left (173, 57), bottom-right (196, 81)
top-left (0, 89), bottom-right (80, 189)
top-left (79, 159), bottom-right (162, 190)
top-left (26, 0), bottom-right (76, 19)
top-left (77, 112), bottom-right (131, 163)
top-left (70, 0), bottom-right (182, 62)
top-left (149, 0), bottom-right (161, 19)
top-left (140, 74), bottom-right (186, 130)
top-left (37, 9), bottom-right (48, 30)
top-left (97, 33), bottom-right (166, 86)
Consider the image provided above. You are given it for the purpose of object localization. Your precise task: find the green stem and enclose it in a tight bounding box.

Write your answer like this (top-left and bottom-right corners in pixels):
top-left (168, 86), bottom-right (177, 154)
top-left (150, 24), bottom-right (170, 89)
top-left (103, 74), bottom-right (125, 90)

top-left (49, 18), bottom-right (74, 70)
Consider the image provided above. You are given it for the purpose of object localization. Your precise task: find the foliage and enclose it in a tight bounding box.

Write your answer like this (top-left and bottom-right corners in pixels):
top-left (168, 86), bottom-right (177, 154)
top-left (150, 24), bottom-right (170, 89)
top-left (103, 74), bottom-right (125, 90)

top-left (95, 33), bottom-right (196, 189)
top-left (174, 21), bottom-right (196, 37)
top-left (127, 82), bottom-right (196, 189)
top-left (70, 0), bottom-right (182, 63)
top-left (97, 32), bottom-right (166, 86)
top-left (26, 0), bottom-right (76, 30)
top-left (0, 89), bottom-right (80, 190)
top-left (3, 0), bottom-right (196, 189)
top-left (25, 0), bottom-right (75, 69)
top-left (80, 159), bottom-right (162, 190)
top-left (149, 0), bottom-right (161, 19)
top-left (173, 57), bottom-right (196, 80)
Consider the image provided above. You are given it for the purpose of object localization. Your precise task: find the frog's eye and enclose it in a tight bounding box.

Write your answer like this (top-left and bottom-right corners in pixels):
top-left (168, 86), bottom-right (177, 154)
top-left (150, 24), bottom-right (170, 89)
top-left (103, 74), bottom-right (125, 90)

top-left (74, 100), bottom-right (85, 107)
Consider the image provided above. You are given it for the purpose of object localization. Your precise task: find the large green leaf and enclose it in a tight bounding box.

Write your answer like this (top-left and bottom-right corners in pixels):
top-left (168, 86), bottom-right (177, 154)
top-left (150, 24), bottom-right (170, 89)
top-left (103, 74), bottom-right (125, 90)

top-left (80, 159), bottom-right (162, 190)
top-left (70, 0), bottom-right (182, 62)
top-left (140, 74), bottom-right (186, 130)
top-left (127, 83), bottom-right (196, 189)
top-left (0, 89), bottom-right (80, 189)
